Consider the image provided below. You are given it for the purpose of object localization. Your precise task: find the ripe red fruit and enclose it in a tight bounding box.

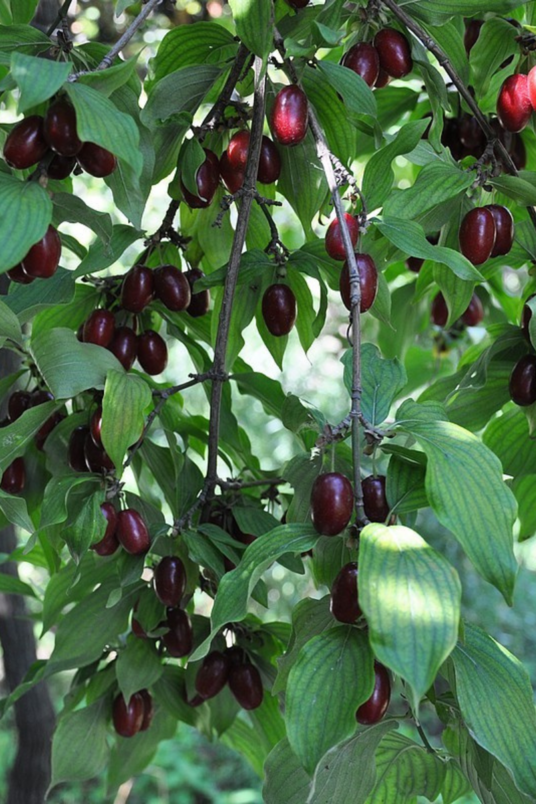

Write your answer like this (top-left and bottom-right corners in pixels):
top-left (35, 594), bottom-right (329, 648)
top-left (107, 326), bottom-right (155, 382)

top-left (227, 130), bottom-right (250, 171)
top-left (21, 225), bottom-right (62, 279)
top-left (163, 608), bottom-right (193, 658)
top-left (116, 509), bottom-right (151, 555)
top-left (374, 28), bottom-right (413, 79)
top-left (356, 662), bottom-right (391, 725)
top-left (459, 207), bottom-right (496, 266)
top-left (464, 19), bottom-right (483, 55)
top-left (181, 148), bottom-right (220, 208)
top-left (83, 309), bottom-right (115, 347)
top-left (497, 74), bottom-right (532, 133)
top-left (270, 85), bottom-right (308, 147)
top-left (77, 142), bottom-right (117, 177)
top-left (258, 136), bottom-right (281, 184)
top-left (137, 330), bottom-right (168, 375)
top-left (362, 475), bottom-right (390, 523)
top-left (311, 472), bottom-right (354, 536)
top-left (342, 43), bottom-right (380, 88)
top-left (4, 115), bottom-right (48, 170)
top-left (459, 115), bottom-right (486, 153)
top-left (90, 406), bottom-right (103, 447)
top-left (461, 293), bottom-right (484, 327)
top-left (43, 98), bottom-right (82, 156)
top-left (219, 150), bottom-right (244, 194)
top-left (185, 269), bottom-right (210, 317)
top-left (262, 284), bottom-right (296, 337)
top-left (431, 293), bottom-right (448, 327)
top-left (47, 153), bottom-right (76, 180)
top-left (375, 68), bottom-right (390, 89)
top-left (325, 213), bottom-right (359, 261)
top-left (120, 265), bottom-right (154, 314)
top-left (219, 131), bottom-right (281, 186)
top-left (228, 661), bottom-right (263, 710)
top-left (340, 254), bottom-right (378, 313)
top-left (486, 204), bottom-right (514, 257)
top-left (84, 433), bottom-right (115, 473)
top-left (139, 689), bottom-right (154, 731)
top-left (7, 264), bottom-right (33, 284)
top-left (195, 651), bottom-right (231, 700)
top-left (35, 411), bottom-right (65, 451)
top-left (521, 293), bottom-right (536, 342)
top-left (154, 556), bottom-right (186, 608)
top-left (108, 326), bottom-right (137, 370)
top-left (69, 425), bottom-right (90, 472)
top-left (330, 562), bottom-right (361, 623)
top-left (31, 389), bottom-right (54, 406)
top-left (153, 265), bottom-right (191, 312)
top-left (509, 354), bottom-right (536, 406)
top-left (8, 391), bottom-right (32, 422)
top-left (0, 458), bottom-right (25, 494)
top-left (112, 693), bottom-right (144, 738)
top-left (92, 502), bottom-right (120, 556)
top-left (528, 66), bottom-right (536, 112)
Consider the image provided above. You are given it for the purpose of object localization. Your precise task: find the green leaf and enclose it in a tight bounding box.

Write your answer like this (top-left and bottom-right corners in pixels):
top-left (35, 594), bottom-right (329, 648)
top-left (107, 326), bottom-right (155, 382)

top-left (343, 343), bottom-right (406, 426)
top-left (74, 224), bottom-right (141, 277)
top-left (179, 137), bottom-right (206, 199)
top-left (150, 22), bottom-right (237, 84)
top-left (11, 52), bottom-right (72, 113)
top-left (277, 131), bottom-right (328, 234)
top-left (101, 370), bottom-right (151, 474)
top-left (65, 83), bottom-right (142, 175)
top-left (396, 400), bottom-right (517, 604)
top-left (286, 626), bottom-right (374, 773)
top-left (365, 732), bottom-right (446, 803)
top-left (0, 572), bottom-right (36, 598)
top-left (0, 174), bottom-right (52, 272)
top-left (470, 17), bottom-right (519, 96)
top-left (116, 635), bottom-right (164, 702)
top-left (52, 192), bottom-right (113, 246)
top-left (359, 523), bottom-right (461, 712)
top-left (302, 66), bottom-right (356, 164)
top-left (512, 474), bottom-right (536, 542)
top-left (411, 0), bottom-right (532, 25)
top-left (63, 488), bottom-right (106, 561)
top-left (263, 739), bottom-right (311, 804)
top-left (51, 700), bottom-right (109, 789)
top-left (384, 162), bottom-right (474, 221)
top-left (10, 0), bottom-right (38, 23)
top-left (30, 328), bottom-right (123, 399)
top-left (77, 55), bottom-right (140, 97)
top-left (229, 0), bottom-right (272, 57)
top-left (107, 707), bottom-right (176, 790)
top-left (0, 490), bottom-right (34, 533)
top-left (4, 268), bottom-right (75, 322)
top-left (141, 65), bottom-right (222, 129)
top-left (0, 402), bottom-right (61, 474)
top-left (0, 297), bottom-right (22, 344)
top-left (452, 622), bottom-right (536, 798)
top-left (0, 24), bottom-right (50, 65)
top-left (317, 60), bottom-right (376, 120)
top-left (385, 451), bottom-right (428, 515)
top-left (483, 407), bottom-right (536, 477)
top-left (490, 172), bottom-right (536, 206)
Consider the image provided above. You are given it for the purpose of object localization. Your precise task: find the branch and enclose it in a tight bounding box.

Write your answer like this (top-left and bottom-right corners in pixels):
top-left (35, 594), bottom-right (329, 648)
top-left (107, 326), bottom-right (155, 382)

top-left (195, 44), bottom-right (250, 142)
top-left (217, 476), bottom-right (285, 491)
top-left (381, 0), bottom-right (536, 230)
top-left (46, 0), bottom-right (72, 37)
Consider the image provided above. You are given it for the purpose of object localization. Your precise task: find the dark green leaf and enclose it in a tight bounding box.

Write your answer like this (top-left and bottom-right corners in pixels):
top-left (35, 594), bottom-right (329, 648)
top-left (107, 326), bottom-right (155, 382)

top-left (52, 192), bottom-right (113, 246)
top-left (150, 22), bottom-right (237, 84)
top-left (11, 52), bottom-right (71, 113)
top-left (116, 635), bottom-right (164, 701)
top-left (101, 370), bottom-right (151, 474)
top-left (141, 65), bottom-right (222, 129)
top-left (51, 700), bottom-right (109, 788)
top-left (263, 739), bottom-right (311, 804)
top-left (343, 343), bottom-right (406, 426)
top-left (229, 0), bottom-right (272, 57)
top-left (0, 174), bottom-right (52, 273)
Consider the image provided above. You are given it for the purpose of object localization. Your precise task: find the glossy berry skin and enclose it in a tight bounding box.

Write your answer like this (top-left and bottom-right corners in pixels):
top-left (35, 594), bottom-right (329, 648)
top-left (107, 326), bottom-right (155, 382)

top-left (342, 43), bottom-right (380, 88)
top-left (139, 689), bottom-right (154, 731)
top-left (225, 131), bottom-right (281, 183)
top-left (375, 68), bottom-right (390, 89)
top-left (112, 693), bottom-right (144, 738)
top-left (330, 562), bottom-right (361, 623)
top-left (528, 66), bottom-right (536, 112)
top-left (154, 556), bottom-right (186, 608)
top-left (262, 284), bottom-right (296, 337)
top-left (464, 19), bottom-right (483, 55)
top-left (154, 265), bottom-right (191, 312)
top-left (459, 207), bottom-right (496, 266)
top-left (108, 326), bottom-right (137, 370)
top-left (7, 264), bottom-right (33, 284)
top-left (90, 406), bottom-right (103, 447)
top-left (431, 293), bottom-right (448, 327)
top-left (509, 354), bottom-right (536, 407)
top-left (83, 309), bottom-right (115, 347)
top-left (137, 330), bottom-right (168, 375)
top-left (121, 265), bottom-right (154, 314)
top-left (374, 28), bottom-right (413, 79)
top-left (84, 433), bottom-right (114, 473)
top-left (117, 509), bottom-right (151, 555)
top-left (69, 426), bottom-right (90, 472)
top-left (325, 213), bottom-right (359, 261)
top-left (1, 458), bottom-right (25, 495)
top-left (227, 130), bottom-right (250, 171)
top-left (195, 651), bottom-right (231, 700)
top-left (497, 74), bottom-right (532, 133)
top-left (4, 115), bottom-right (48, 170)
top-left (459, 115), bottom-right (486, 153)
top-left (92, 502), bottom-right (119, 556)
top-left (21, 225), bottom-right (62, 279)
top-left (31, 389), bottom-right (54, 407)
top-left (461, 293), bottom-right (484, 327)
top-left (521, 293), bottom-right (536, 342)
top-left (181, 149), bottom-right (220, 209)
top-left (258, 136), bottom-right (281, 184)
top-left (219, 150), bottom-right (244, 194)
top-left (362, 475), bottom-right (390, 523)
top-left (77, 142), bottom-right (117, 177)
top-left (47, 153), bottom-right (76, 180)
top-left (229, 662), bottom-right (263, 710)
top-left (163, 608), bottom-right (193, 658)
top-left (311, 472), bottom-right (354, 536)
top-left (8, 391), bottom-right (32, 422)
top-left (356, 662), bottom-right (391, 725)
top-left (184, 269), bottom-right (210, 317)
top-left (43, 98), bottom-right (82, 156)
top-left (270, 85), bottom-right (308, 147)
top-left (486, 204), bottom-right (514, 257)
top-left (340, 254), bottom-right (378, 313)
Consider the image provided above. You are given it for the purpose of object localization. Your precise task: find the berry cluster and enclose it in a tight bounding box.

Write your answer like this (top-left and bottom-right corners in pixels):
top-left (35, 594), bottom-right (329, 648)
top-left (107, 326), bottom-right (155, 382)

top-left (325, 214), bottom-right (378, 313)
top-left (342, 27), bottom-right (413, 89)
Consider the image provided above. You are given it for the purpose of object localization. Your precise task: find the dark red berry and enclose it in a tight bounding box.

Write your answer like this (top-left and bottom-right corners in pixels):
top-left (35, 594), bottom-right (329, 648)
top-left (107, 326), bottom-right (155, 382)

top-left (132, 617), bottom-right (148, 639)
top-left (92, 502), bottom-right (120, 556)
top-left (486, 204), bottom-right (514, 257)
top-left (35, 411), bottom-right (65, 450)
top-left (69, 425), bottom-right (90, 472)
top-left (311, 472), bottom-right (354, 536)
top-left (340, 254), bottom-right (378, 313)
top-left (258, 136), bottom-right (281, 184)
top-left (375, 68), bottom-right (390, 89)
top-left (225, 645), bottom-right (247, 667)
top-left (225, 131), bottom-right (280, 183)
top-left (84, 433), bottom-right (115, 473)
top-left (228, 662), bottom-right (263, 710)
top-left (270, 85), bottom-right (308, 147)
top-left (7, 264), bottom-right (33, 284)
top-left (262, 284), bottom-right (296, 337)
top-left (4, 115), bottom-right (48, 170)
top-left (139, 689), bottom-right (154, 731)
top-left (330, 562), bottom-right (360, 623)
top-left (459, 207), bottom-right (496, 266)
top-left (497, 74), bottom-right (532, 133)
top-left (153, 265), bottom-right (191, 312)
top-left (461, 293), bottom-right (484, 327)
top-left (154, 556), bottom-right (186, 608)
top-left (325, 213), bottom-right (359, 261)
top-left (112, 693), bottom-right (144, 738)
top-left (83, 309), bottom-right (115, 347)
top-left (195, 651), bottom-right (231, 700)
top-left (342, 43), bottom-right (380, 88)
top-left (163, 608), bottom-right (193, 658)
top-left (21, 225), bottom-right (61, 279)
top-left (227, 130), bottom-right (250, 171)
top-left (116, 509), bottom-right (150, 555)
top-left (431, 293), bottom-right (448, 327)
top-left (219, 150), bottom-right (244, 194)
top-left (90, 406), bottom-right (103, 447)
top-left (185, 269), bottom-right (210, 317)
top-left (43, 98), bottom-right (82, 156)
top-left (108, 326), bottom-right (137, 370)
top-left (30, 389), bottom-right (54, 407)
top-left (509, 354), bottom-right (536, 406)
top-left (8, 391), bottom-right (32, 422)
top-left (120, 265), bottom-right (154, 314)
top-left (0, 457), bottom-right (25, 494)
top-left (47, 153), bottom-right (76, 180)
top-left (356, 662), bottom-right (391, 725)
top-left (362, 475), bottom-right (390, 523)
top-left (181, 148), bottom-right (220, 209)
top-left (137, 330), bottom-right (168, 375)
top-left (406, 256), bottom-right (423, 273)
top-left (464, 19), bottom-right (483, 54)
top-left (77, 142), bottom-right (117, 177)
top-left (459, 114), bottom-right (486, 153)
top-left (374, 28), bottom-right (413, 79)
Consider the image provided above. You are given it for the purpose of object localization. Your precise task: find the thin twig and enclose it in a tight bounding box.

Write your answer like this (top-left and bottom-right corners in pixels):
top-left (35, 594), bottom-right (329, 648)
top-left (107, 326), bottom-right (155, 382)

top-left (46, 0), bottom-right (72, 36)
top-left (217, 477), bottom-right (285, 491)
top-left (195, 44), bottom-right (250, 142)
top-left (415, 721), bottom-right (436, 754)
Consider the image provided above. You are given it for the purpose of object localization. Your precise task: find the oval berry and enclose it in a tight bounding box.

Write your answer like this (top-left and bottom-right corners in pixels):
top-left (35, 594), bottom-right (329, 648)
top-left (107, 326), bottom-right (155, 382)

top-left (7, 264), bottom-right (33, 284)
top-left (120, 265), bottom-right (154, 314)
top-left (461, 293), bottom-right (484, 327)
top-left (116, 509), bottom-right (151, 555)
top-left (486, 204), bottom-right (514, 257)
top-left (137, 330), bottom-right (168, 375)
top-left (185, 269), bottom-right (210, 318)
top-left (228, 662), bottom-right (263, 710)
top-left (163, 608), bottom-right (193, 658)
top-left (108, 326), bottom-right (137, 370)
top-left (509, 354), bottom-right (536, 406)
top-left (83, 309), bottom-right (115, 347)
top-left (84, 433), bottom-right (115, 473)
top-left (154, 556), bottom-right (186, 608)
top-left (374, 28), bottom-right (413, 79)
top-left (340, 254), bottom-right (378, 313)
top-left (90, 405), bottom-right (103, 447)
top-left (92, 502), bottom-right (120, 557)
top-left (22, 225), bottom-right (61, 279)
top-left (195, 651), bottom-right (231, 700)
top-left (497, 74), bottom-right (532, 133)
top-left (0, 457), bottom-right (25, 495)
top-left (77, 142), bottom-right (117, 177)
top-left (181, 148), bottom-right (220, 209)
top-left (219, 149), bottom-right (244, 194)
top-left (69, 425), bottom-right (90, 472)
top-left (4, 115), bottom-right (48, 170)
top-left (356, 662), bottom-right (391, 725)
top-left (112, 693), bottom-right (144, 738)
top-left (325, 213), bottom-right (359, 261)
top-left (342, 43), bottom-right (380, 88)
top-left (153, 265), bottom-right (191, 312)
top-left (330, 562), bottom-right (360, 624)
top-left (261, 284), bottom-right (296, 337)
top-left (311, 472), bottom-right (354, 536)
top-left (47, 153), bottom-right (76, 180)
top-left (459, 207), bottom-right (496, 266)
top-left (362, 475), bottom-right (390, 523)
top-left (431, 293), bottom-right (448, 327)
top-left (270, 85), bottom-right (308, 147)
top-left (43, 98), bottom-right (82, 156)
top-left (8, 391), bottom-right (32, 422)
